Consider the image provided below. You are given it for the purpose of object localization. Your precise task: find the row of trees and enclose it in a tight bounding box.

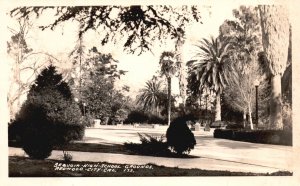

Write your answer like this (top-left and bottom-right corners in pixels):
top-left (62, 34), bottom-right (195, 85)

top-left (9, 5), bottom-right (203, 125)
top-left (133, 5), bottom-right (291, 130)
top-left (187, 5), bottom-right (291, 130)
top-left (9, 5), bottom-right (292, 130)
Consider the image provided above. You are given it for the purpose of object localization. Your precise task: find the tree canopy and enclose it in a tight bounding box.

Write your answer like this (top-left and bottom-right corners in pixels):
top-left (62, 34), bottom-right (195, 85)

top-left (11, 6), bottom-right (202, 55)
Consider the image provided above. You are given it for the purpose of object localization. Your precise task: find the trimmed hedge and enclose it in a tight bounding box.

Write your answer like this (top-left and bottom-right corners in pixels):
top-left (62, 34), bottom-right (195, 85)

top-left (214, 129), bottom-right (292, 146)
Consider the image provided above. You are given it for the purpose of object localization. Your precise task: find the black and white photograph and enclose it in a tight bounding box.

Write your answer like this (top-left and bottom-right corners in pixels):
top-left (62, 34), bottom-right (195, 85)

top-left (1, 0), bottom-right (299, 185)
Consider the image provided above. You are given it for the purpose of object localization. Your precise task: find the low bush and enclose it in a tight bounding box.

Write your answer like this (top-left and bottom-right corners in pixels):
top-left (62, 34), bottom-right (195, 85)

top-left (124, 110), bottom-right (166, 124)
top-left (147, 114), bottom-right (166, 124)
top-left (124, 110), bottom-right (148, 124)
top-left (80, 114), bottom-right (94, 127)
top-left (62, 151), bottom-right (73, 163)
top-left (124, 133), bottom-right (171, 156)
top-left (225, 124), bottom-right (244, 130)
top-left (214, 129), bottom-right (292, 146)
top-left (166, 116), bottom-right (196, 154)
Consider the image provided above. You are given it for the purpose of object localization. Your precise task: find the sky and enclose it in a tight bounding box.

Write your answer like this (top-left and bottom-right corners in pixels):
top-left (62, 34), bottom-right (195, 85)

top-left (5, 4), bottom-right (238, 100)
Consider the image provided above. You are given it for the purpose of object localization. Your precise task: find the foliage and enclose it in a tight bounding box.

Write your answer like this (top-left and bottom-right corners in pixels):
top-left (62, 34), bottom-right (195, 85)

top-left (124, 110), bottom-right (148, 124)
top-left (113, 109), bottom-right (128, 124)
top-left (258, 5), bottom-right (290, 129)
top-left (79, 114), bottom-right (94, 127)
top-left (258, 5), bottom-right (289, 76)
top-left (214, 129), bottom-right (292, 146)
top-left (225, 124), bottom-right (244, 130)
top-left (188, 37), bottom-right (232, 94)
top-left (80, 50), bottom-right (130, 123)
top-left (282, 101), bottom-right (292, 132)
top-left (12, 65), bottom-right (84, 159)
top-left (159, 51), bottom-right (177, 79)
top-left (159, 51), bottom-right (178, 125)
top-left (137, 79), bottom-right (164, 114)
top-left (11, 6), bottom-right (202, 55)
top-left (187, 36), bottom-right (232, 121)
top-left (124, 133), bottom-right (171, 157)
top-left (21, 116), bottom-right (54, 160)
top-left (124, 110), bottom-right (166, 125)
top-left (166, 116), bottom-right (196, 154)
top-left (219, 6), bottom-right (267, 129)
top-left (62, 151), bottom-right (73, 163)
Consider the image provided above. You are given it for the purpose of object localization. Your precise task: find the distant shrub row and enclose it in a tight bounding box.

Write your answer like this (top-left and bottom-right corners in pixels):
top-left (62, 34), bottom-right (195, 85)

top-left (124, 110), bottom-right (167, 125)
top-left (213, 129), bottom-right (292, 146)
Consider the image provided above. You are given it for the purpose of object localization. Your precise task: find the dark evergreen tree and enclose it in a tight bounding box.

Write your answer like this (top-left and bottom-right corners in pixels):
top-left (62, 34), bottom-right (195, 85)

top-left (12, 65), bottom-right (84, 159)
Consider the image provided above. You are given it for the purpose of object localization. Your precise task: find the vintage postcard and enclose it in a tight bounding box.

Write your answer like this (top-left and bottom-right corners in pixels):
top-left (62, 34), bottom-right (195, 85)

top-left (1, 0), bottom-right (299, 186)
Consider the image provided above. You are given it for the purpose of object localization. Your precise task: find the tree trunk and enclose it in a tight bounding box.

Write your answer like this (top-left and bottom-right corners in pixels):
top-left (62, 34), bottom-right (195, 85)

top-left (248, 103), bottom-right (254, 130)
top-left (215, 92), bottom-right (221, 121)
top-left (167, 77), bottom-right (172, 125)
top-left (175, 28), bottom-right (187, 109)
top-left (243, 110), bottom-right (246, 128)
top-left (269, 74), bottom-right (283, 129)
top-left (259, 5), bottom-right (289, 130)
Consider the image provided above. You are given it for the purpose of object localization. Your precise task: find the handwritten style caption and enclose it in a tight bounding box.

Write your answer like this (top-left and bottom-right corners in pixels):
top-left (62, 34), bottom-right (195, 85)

top-left (54, 163), bottom-right (154, 173)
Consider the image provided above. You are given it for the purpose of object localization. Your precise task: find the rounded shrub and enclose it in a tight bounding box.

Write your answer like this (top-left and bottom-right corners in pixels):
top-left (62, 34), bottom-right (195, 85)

top-left (166, 116), bottom-right (196, 154)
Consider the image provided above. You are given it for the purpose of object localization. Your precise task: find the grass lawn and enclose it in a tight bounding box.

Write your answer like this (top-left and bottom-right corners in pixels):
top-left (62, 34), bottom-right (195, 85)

top-left (9, 156), bottom-right (292, 177)
top-left (9, 141), bottom-right (197, 158)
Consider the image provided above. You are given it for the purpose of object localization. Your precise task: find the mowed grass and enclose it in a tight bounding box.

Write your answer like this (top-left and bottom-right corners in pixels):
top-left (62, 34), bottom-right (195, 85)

top-left (9, 156), bottom-right (292, 177)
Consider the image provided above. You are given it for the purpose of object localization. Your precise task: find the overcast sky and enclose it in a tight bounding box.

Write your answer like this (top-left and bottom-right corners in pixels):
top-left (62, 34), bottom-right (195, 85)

top-left (5, 4), bottom-right (238, 99)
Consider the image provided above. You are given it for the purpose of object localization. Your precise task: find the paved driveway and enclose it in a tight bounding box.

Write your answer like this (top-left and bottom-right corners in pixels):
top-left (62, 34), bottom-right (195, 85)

top-left (9, 125), bottom-right (294, 173)
top-left (82, 126), bottom-right (293, 172)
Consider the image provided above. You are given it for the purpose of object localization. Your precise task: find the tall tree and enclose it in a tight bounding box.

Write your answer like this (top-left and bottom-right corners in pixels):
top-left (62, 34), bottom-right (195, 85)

top-left (7, 18), bottom-right (32, 118)
top-left (7, 18), bottom-right (56, 119)
top-left (68, 19), bottom-right (86, 100)
top-left (159, 51), bottom-right (177, 125)
top-left (219, 6), bottom-right (265, 129)
top-left (187, 37), bottom-right (232, 121)
top-left (137, 79), bottom-right (164, 115)
top-left (11, 6), bottom-right (202, 55)
top-left (224, 61), bottom-right (269, 129)
top-left (258, 5), bottom-right (290, 129)
top-left (80, 50), bottom-right (128, 123)
top-left (175, 27), bottom-right (187, 109)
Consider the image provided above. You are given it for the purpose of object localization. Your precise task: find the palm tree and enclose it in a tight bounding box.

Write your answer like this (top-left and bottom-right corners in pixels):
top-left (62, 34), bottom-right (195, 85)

top-left (258, 5), bottom-right (290, 130)
top-left (137, 79), bottom-right (163, 116)
top-left (187, 37), bottom-right (231, 121)
top-left (159, 51), bottom-right (177, 125)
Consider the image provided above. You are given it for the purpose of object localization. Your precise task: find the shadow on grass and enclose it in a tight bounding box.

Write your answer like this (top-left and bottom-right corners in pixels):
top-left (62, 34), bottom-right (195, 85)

top-left (9, 156), bottom-right (293, 177)
top-left (9, 140), bottom-right (198, 159)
